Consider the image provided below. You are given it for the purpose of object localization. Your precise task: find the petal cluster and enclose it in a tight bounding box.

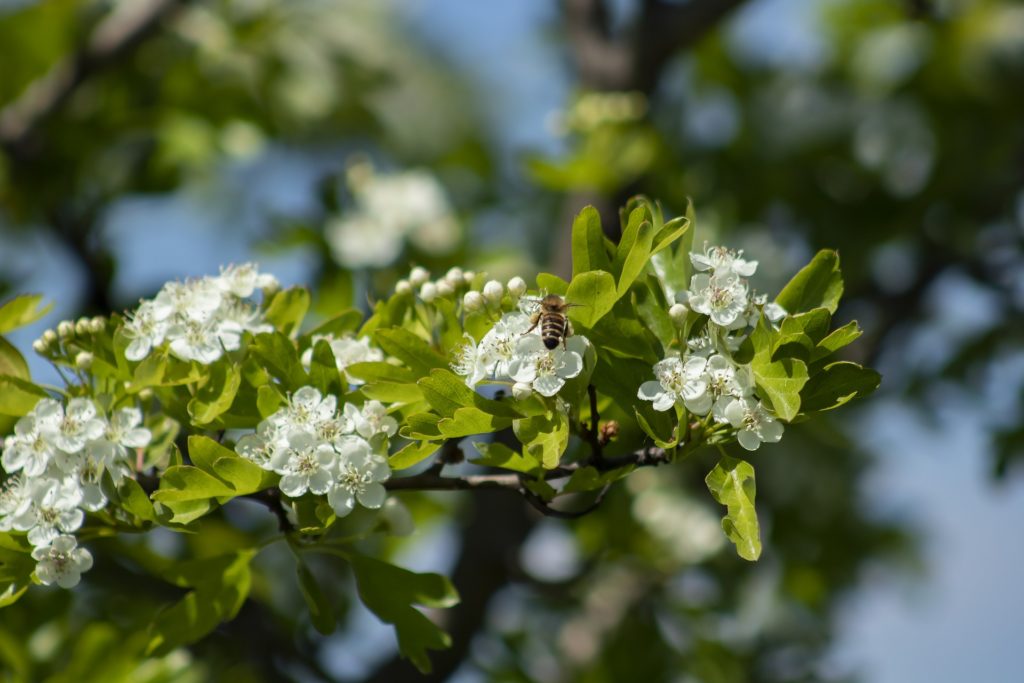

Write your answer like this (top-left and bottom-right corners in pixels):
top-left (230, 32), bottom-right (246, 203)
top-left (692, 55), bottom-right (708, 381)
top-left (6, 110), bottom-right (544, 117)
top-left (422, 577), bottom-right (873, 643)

top-left (451, 308), bottom-right (589, 398)
top-left (300, 334), bottom-right (383, 385)
top-left (235, 387), bottom-right (393, 518)
top-left (1, 397), bottom-right (152, 587)
top-left (122, 263), bottom-right (277, 364)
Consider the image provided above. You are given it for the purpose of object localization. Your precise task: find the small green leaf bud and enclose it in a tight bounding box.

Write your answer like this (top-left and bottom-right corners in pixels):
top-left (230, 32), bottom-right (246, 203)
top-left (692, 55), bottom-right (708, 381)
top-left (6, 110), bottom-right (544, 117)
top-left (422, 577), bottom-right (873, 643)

top-left (669, 303), bottom-right (688, 326)
top-left (483, 280), bottom-right (504, 304)
top-left (419, 282), bottom-right (438, 302)
top-left (409, 266), bottom-right (430, 287)
top-left (507, 276), bottom-right (527, 298)
top-left (463, 291), bottom-right (485, 311)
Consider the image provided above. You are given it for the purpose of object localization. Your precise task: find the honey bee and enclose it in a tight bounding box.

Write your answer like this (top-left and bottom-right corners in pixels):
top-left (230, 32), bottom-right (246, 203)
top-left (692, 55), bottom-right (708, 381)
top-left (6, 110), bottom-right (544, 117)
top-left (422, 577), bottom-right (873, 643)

top-left (524, 294), bottom-right (576, 350)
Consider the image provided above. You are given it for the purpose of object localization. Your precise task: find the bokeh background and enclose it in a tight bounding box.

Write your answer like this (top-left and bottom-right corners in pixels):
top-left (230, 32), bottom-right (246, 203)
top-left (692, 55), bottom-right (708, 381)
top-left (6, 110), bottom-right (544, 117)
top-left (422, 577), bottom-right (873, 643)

top-left (2, 1), bottom-right (1024, 682)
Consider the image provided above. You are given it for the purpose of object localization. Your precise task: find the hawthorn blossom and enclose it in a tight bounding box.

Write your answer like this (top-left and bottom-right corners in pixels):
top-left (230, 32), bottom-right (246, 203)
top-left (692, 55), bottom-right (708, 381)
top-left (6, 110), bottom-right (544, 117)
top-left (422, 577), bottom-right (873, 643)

top-left (327, 441), bottom-right (390, 517)
top-left (2, 414), bottom-right (58, 477)
top-left (32, 535), bottom-right (93, 589)
top-left (723, 398), bottom-right (784, 451)
top-left (344, 400), bottom-right (398, 441)
top-left (478, 312), bottom-right (533, 379)
top-left (300, 335), bottom-right (383, 384)
top-left (14, 477), bottom-right (85, 547)
top-left (37, 398), bottom-right (106, 455)
top-left (703, 354), bottom-right (755, 419)
top-left (270, 432), bottom-right (337, 498)
top-left (216, 263), bottom-right (278, 298)
top-left (451, 335), bottom-right (488, 387)
top-left (685, 272), bottom-right (750, 328)
top-left (508, 335), bottom-right (586, 398)
top-left (691, 244), bottom-right (758, 278)
top-left (638, 355), bottom-right (711, 413)
top-left (123, 301), bottom-right (170, 361)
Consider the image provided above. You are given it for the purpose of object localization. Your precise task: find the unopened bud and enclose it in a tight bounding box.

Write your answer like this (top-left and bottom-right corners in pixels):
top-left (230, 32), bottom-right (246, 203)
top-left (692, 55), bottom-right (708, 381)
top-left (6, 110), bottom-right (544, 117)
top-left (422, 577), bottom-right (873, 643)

top-left (463, 291), bottom-right (485, 311)
top-left (75, 317), bottom-right (91, 336)
top-left (90, 316), bottom-right (106, 333)
top-left (419, 282), bottom-right (438, 302)
top-left (599, 420), bottom-right (620, 445)
top-left (436, 279), bottom-right (455, 297)
top-left (57, 321), bottom-right (74, 339)
top-left (43, 329), bottom-right (57, 344)
top-left (409, 266), bottom-right (430, 287)
top-left (74, 352), bottom-right (93, 370)
top-left (483, 280), bottom-right (504, 304)
top-left (669, 303), bottom-right (688, 326)
top-left (512, 382), bottom-right (533, 401)
top-left (507, 276), bottom-right (527, 298)
top-left (32, 338), bottom-right (48, 354)
top-left (444, 267), bottom-right (464, 286)
top-left (395, 279), bottom-right (412, 295)
top-left (462, 270), bottom-right (477, 284)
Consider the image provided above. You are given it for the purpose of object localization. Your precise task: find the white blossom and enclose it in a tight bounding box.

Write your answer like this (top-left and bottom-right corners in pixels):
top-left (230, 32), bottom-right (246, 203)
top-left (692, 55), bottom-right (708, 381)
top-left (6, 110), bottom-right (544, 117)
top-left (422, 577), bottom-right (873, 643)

top-left (216, 263), bottom-right (278, 298)
top-left (14, 477), bottom-right (85, 547)
top-left (327, 441), bottom-right (390, 517)
top-left (686, 272), bottom-right (750, 328)
top-left (270, 432), bottom-right (337, 498)
top-left (450, 335), bottom-right (489, 388)
top-left (37, 398), bottom-right (106, 455)
top-left (344, 400), bottom-right (398, 441)
top-left (723, 398), bottom-right (784, 451)
top-left (32, 535), bottom-right (93, 589)
top-left (691, 244), bottom-right (758, 278)
top-left (300, 335), bottom-right (383, 384)
top-left (478, 312), bottom-right (532, 379)
top-left (2, 413), bottom-right (58, 477)
top-left (638, 355), bottom-right (711, 414)
top-left (508, 335), bottom-right (586, 398)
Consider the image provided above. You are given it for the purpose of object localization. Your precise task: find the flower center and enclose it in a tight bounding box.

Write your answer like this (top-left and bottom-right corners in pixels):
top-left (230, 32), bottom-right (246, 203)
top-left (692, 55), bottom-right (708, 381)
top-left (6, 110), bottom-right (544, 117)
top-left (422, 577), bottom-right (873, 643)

top-left (338, 464), bottom-right (370, 494)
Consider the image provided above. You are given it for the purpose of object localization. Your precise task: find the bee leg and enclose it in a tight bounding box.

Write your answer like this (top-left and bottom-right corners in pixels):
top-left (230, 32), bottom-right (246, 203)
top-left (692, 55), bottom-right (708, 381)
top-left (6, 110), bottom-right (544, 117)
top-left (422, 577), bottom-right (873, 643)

top-left (523, 313), bottom-right (541, 335)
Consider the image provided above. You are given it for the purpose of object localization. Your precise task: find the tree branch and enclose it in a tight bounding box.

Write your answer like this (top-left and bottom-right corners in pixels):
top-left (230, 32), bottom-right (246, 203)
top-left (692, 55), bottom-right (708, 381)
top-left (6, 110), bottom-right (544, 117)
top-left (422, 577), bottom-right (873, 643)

top-left (0, 0), bottom-right (192, 160)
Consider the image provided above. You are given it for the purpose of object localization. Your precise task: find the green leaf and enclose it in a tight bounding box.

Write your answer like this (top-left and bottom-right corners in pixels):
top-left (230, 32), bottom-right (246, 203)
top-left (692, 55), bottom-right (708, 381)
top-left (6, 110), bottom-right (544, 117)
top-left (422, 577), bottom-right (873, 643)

top-left (188, 435), bottom-right (276, 495)
top-left (374, 328), bottom-right (447, 376)
top-left (513, 411), bottom-right (569, 469)
top-left (471, 441), bottom-right (540, 474)
top-left (571, 206), bottom-right (613, 277)
top-left (147, 550), bottom-right (255, 655)
top-left (302, 309), bottom-right (362, 342)
top-left (649, 198), bottom-right (695, 301)
top-left (566, 271), bottom-right (617, 328)
top-left (772, 308), bottom-right (832, 361)
top-left (800, 361), bottom-right (881, 412)
top-left (0, 337), bottom-right (29, 380)
top-left (749, 319), bottom-right (809, 421)
top-left (296, 561), bottom-right (336, 635)
top-left (265, 287), bottom-right (311, 337)
top-left (187, 363), bottom-right (241, 425)
top-left (437, 407), bottom-right (512, 438)
top-left (418, 368), bottom-right (523, 418)
top-left (0, 295), bottom-right (52, 334)
top-left (257, 384), bottom-right (285, 418)
top-left (389, 440), bottom-right (441, 469)
top-left (116, 478), bottom-right (156, 523)
top-left (345, 361), bottom-right (417, 384)
top-left (635, 406), bottom-right (678, 449)
top-left (361, 381), bottom-right (425, 404)
top-left (350, 553), bottom-right (459, 674)
top-left (813, 321), bottom-right (863, 361)
top-left (705, 456), bottom-right (761, 561)
top-left (776, 249), bottom-right (844, 314)
top-left (251, 332), bottom-right (308, 389)
top-left (613, 209), bottom-right (655, 297)
top-left (635, 280), bottom-right (676, 352)
top-left (0, 375), bottom-right (46, 417)
top-left (562, 465), bottom-right (634, 494)
top-left (307, 339), bottom-right (344, 396)
top-left (400, 413), bottom-right (443, 440)
top-left (151, 466), bottom-right (234, 523)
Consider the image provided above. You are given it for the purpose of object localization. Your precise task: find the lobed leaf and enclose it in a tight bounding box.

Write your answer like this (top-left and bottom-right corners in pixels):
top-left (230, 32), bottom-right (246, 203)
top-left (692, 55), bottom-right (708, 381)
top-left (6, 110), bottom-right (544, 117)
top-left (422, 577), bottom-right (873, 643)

top-left (705, 456), bottom-right (761, 561)
top-left (776, 249), bottom-right (844, 314)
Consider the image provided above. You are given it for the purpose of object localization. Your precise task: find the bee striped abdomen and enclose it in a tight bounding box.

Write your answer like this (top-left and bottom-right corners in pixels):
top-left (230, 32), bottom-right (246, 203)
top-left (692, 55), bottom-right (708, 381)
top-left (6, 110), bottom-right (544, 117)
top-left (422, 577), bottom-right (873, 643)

top-left (541, 314), bottom-right (568, 349)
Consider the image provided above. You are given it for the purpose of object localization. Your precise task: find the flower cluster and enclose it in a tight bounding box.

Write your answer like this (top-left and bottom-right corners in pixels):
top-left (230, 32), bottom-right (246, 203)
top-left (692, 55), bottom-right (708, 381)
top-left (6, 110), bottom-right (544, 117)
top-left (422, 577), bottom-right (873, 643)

top-left (639, 245), bottom-right (785, 451)
top-left (451, 304), bottom-right (589, 399)
top-left (300, 335), bottom-right (383, 385)
top-left (121, 263), bottom-right (278, 364)
top-left (326, 162), bottom-right (460, 269)
top-left (0, 397), bottom-right (152, 587)
top-left (235, 387), bottom-right (394, 517)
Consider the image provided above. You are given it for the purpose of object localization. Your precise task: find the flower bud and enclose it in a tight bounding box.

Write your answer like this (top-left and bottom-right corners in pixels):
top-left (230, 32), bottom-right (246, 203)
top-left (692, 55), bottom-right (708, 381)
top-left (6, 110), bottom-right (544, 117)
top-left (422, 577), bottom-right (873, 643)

top-left (43, 329), bottom-right (57, 344)
top-left (74, 352), bottom-right (93, 370)
top-left (75, 318), bottom-right (91, 336)
top-left (419, 282), bottom-right (438, 302)
top-left (395, 279), bottom-right (412, 295)
top-left (463, 291), bottom-right (485, 311)
top-left (57, 321), bottom-right (74, 339)
top-left (462, 270), bottom-right (476, 284)
top-left (436, 280), bottom-right (455, 297)
top-left (32, 338), bottom-right (48, 354)
top-left (409, 266), bottom-right (430, 287)
top-left (444, 267), bottom-right (464, 286)
top-left (507, 276), bottom-right (527, 298)
top-left (90, 316), bottom-right (106, 333)
top-left (669, 303), bottom-right (688, 326)
top-left (512, 382), bottom-right (533, 401)
top-left (483, 280), bottom-right (504, 304)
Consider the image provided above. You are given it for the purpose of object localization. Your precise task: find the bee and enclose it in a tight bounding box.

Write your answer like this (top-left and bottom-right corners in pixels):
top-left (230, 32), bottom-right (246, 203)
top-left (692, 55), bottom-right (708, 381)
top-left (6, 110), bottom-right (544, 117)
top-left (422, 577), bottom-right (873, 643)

top-left (524, 294), bottom-right (576, 350)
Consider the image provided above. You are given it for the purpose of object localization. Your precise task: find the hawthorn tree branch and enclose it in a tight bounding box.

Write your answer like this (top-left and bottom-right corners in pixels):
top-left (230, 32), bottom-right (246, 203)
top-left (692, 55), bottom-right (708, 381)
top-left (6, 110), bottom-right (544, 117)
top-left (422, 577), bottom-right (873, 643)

top-left (0, 0), bottom-right (192, 160)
